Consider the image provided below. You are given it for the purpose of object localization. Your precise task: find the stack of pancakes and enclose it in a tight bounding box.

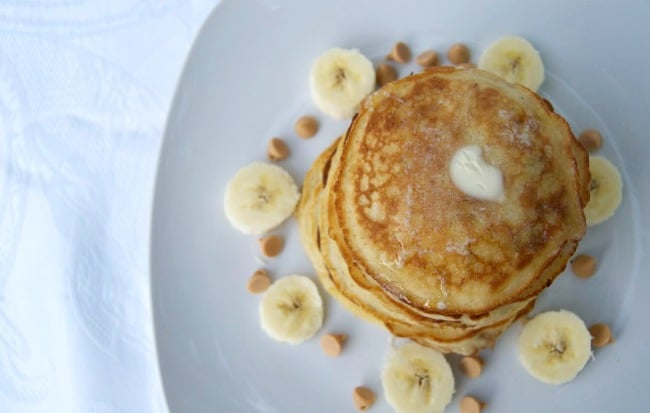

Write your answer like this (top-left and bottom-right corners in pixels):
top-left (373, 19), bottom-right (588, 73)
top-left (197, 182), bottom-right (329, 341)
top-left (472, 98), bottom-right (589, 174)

top-left (297, 67), bottom-right (590, 355)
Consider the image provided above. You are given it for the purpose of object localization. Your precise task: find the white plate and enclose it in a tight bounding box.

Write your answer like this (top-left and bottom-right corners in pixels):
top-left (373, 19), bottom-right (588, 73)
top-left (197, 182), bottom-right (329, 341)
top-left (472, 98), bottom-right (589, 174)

top-left (151, 0), bottom-right (650, 411)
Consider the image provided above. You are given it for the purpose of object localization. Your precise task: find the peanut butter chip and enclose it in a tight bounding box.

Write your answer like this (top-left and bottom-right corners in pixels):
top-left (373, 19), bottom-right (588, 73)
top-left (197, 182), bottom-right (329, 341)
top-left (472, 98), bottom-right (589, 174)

top-left (295, 115), bottom-right (319, 138)
top-left (353, 386), bottom-right (376, 411)
top-left (320, 333), bottom-right (347, 357)
top-left (266, 137), bottom-right (290, 161)
top-left (571, 254), bottom-right (597, 278)
top-left (247, 269), bottom-right (271, 294)
top-left (448, 43), bottom-right (470, 64)
top-left (387, 41), bottom-right (411, 64)
top-left (460, 355), bottom-right (484, 378)
top-left (415, 50), bottom-right (439, 67)
top-left (460, 396), bottom-right (485, 413)
top-left (589, 323), bottom-right (614, 348)
top-left (376, 63), bottom-right (398, 86)
top-left (457, 62), bottom-right (476, 69)
top-left (578, 128), bottom-right (603, 152)
top-left (258, 235), bottom-right (284, 257)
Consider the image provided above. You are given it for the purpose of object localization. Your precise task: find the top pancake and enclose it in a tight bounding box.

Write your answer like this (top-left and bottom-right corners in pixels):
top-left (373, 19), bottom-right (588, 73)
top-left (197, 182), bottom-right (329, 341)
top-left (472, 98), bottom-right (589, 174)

top-left (328, 67), bottom-right (588, 315)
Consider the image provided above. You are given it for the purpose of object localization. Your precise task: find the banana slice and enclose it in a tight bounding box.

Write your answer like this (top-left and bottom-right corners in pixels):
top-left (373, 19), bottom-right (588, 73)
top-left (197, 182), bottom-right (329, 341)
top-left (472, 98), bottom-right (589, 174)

top-left (259, 275), bottom-right (323, 344)
top-left (584, 156), bottom-right (623, 226)
top-left (310, 48), bottom-right (375, 119)
top-left (478, 35), bottom-right (545, 91)
top-left (518, 310), bottom-right (592, 385)
top-left (224, 162), bottom-right (300, 234)
top-left (382, 342), bottom-right (455, 413)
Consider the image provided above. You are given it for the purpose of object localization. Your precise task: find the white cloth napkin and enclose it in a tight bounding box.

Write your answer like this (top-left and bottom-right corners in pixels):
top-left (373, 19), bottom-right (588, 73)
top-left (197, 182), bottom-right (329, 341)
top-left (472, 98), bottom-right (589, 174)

top-left (0, 1), bottom-right (219, 411)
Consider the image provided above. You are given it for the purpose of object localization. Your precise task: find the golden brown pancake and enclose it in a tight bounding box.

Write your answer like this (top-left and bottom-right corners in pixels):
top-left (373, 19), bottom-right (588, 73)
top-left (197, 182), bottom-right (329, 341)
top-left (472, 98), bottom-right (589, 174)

top-left (331, 67), bottom-right (587, 315)
top-left (297, 67), bottom-right (589, 354)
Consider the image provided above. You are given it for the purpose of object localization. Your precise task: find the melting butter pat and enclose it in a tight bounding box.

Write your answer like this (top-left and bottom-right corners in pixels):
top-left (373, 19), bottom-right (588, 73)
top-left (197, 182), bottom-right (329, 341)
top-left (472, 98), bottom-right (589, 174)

top-left (449, 145), bottom-right (504, 201)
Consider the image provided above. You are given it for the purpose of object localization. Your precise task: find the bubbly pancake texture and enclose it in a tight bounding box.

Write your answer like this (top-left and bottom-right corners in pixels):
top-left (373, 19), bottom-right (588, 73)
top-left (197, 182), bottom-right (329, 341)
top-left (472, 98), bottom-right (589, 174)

top-left (333, 67), bottom-right (587, 314)
top-left (297, 67), bottom-right (589, 354)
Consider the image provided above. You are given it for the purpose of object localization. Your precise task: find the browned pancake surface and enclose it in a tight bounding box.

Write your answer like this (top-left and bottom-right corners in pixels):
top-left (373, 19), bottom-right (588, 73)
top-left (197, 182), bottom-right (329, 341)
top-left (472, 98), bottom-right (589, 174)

top-left (331, 67), bottom-right (587, 314)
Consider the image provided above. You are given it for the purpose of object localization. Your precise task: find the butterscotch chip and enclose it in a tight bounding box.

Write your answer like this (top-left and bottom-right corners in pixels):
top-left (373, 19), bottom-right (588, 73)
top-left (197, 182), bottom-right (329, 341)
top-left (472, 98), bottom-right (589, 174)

top-left (415, 50), bottom-right (439, 67)
top-left (447, 43), bottom-right (470, 64)
top-left (589, 323), bottom-right (614, 347)
top-left (386, 41), bottom-right (411, 64)
top-left (320, 333), bottom-right (347, 356)
top-left (457, 62), bottom-right (476, 69)
top-left (376, 63), bottom-right (398, 86)
top-left (353, 386), bottom-right (376, 411)
top-left (295, 116), bottom-right (319, 138)
top-left (460, 355), bottom-right (484, 378)
top-left (571, 254), bottom-right (597, 279)
top-left (247, 269), bottom-right (271, 293)
top-left (579, 129), bottom-right (603, 152)
top-left (267, 137), bottom-right (290, 161)
top-left (460, 396), bottom-right (485, 413)
top-left (258, 235), bottom-right (284, 257)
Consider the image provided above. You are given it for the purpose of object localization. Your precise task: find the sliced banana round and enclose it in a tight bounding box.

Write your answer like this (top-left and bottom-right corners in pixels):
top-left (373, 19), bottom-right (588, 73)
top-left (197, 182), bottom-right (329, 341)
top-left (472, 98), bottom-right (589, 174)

top-left (224, 162), bottom-right (300, 234)
top-left (478, 35), bottom-right (545, 91)
top-left (584, 156), bottom-right (623, 226)
top-left (382, 342), bottom-right (455, 413)
top-left (259, 275), bottom-right (323, 344)
top-left (518, 310), bottom-right (592, 385)
top-left (310, 48), bottom-right (375, 119)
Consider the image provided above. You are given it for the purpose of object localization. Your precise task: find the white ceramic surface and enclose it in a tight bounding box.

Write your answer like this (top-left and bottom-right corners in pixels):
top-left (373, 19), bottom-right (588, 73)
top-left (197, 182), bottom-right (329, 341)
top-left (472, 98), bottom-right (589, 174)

top-left (151, 0), bottom-right (650, 411)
